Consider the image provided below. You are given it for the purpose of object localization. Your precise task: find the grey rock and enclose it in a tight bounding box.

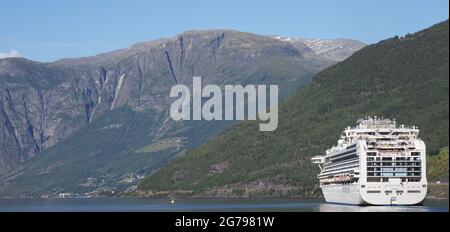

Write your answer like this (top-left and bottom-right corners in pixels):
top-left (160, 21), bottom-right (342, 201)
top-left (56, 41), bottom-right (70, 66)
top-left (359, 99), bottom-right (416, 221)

top-left (0, 30), bottom-right (338, 195)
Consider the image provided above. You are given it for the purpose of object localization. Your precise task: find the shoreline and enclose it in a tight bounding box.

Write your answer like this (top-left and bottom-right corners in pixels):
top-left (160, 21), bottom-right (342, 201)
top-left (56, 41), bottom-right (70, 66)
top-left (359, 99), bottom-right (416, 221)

top-left (0, 183), bottom-right (447, 200)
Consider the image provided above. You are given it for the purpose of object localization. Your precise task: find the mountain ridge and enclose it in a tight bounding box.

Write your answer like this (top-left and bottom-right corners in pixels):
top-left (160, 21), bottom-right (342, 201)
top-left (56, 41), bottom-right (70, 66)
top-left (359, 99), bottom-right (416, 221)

top-left (136, 20), bottom-right (449, 198)
top-left (0, 29), bottom-right (365, 197)
top-left (0, 29), bottom-right (363, 175)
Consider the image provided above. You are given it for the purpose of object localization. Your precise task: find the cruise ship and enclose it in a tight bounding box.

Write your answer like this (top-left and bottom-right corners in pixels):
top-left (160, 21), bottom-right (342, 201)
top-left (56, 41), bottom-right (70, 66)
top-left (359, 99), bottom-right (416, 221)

top-left (311, 117), bottom-right (427, 205)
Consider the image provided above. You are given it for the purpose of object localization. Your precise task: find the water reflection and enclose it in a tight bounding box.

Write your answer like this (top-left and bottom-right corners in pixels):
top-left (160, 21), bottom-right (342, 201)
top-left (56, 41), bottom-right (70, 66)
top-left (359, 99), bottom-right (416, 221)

top-left (0, 198), bottom-right (447, 212)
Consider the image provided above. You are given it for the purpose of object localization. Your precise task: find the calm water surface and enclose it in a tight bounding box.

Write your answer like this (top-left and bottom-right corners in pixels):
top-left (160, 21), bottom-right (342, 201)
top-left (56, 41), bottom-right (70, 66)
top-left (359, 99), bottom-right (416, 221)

top-left (0, 198), bottom-right (447, 212)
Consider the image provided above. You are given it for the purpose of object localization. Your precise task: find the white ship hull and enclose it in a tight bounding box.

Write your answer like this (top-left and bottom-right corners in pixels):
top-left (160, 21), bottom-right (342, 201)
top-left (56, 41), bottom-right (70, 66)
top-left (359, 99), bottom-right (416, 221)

top-left (321, 183), bottom-right (364, 205)
top-left (321, 183), bottom-right (426, 206)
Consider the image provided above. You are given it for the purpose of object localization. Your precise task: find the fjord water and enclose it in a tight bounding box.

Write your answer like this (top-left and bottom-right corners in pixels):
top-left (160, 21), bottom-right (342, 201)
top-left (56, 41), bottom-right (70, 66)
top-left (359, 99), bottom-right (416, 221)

top-left (0, 198), bottom-right (447, 212)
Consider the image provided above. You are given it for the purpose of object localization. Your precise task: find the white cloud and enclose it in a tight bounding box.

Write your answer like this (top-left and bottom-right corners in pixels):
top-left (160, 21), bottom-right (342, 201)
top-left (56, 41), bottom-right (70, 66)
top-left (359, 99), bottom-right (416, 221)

top-left (0, 49), bottom-right (22, 59)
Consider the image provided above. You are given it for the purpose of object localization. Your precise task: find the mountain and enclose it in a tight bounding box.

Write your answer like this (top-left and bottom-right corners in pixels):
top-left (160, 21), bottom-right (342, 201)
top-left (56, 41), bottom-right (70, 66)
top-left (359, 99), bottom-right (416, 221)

top-left (0, 58), bottom-right (85, 173)
top-left (0, 30), bottom-right (366, 197)
top-left (137, 21), bottom-right (449, 198)
top-left (271, 36), bottom-right (366, 61)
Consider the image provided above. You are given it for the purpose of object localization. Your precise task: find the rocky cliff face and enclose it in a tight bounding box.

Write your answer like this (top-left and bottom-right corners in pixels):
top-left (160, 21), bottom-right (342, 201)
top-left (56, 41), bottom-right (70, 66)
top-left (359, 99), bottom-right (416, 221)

top-left (0, 59), bottom-right (86, 172)
top-left (0, 30), bottom-right (364, 196)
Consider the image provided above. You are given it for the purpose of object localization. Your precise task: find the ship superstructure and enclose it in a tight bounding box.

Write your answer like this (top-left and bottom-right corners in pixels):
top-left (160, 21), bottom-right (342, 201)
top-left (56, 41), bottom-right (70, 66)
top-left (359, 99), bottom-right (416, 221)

top-left (311, 116), bottom-right (427, 205)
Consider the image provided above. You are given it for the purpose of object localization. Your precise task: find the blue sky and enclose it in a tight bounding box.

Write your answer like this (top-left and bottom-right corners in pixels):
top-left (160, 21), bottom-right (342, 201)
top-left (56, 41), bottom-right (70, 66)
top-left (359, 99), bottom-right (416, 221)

top-left (1, 0), bottom-right (448, 62)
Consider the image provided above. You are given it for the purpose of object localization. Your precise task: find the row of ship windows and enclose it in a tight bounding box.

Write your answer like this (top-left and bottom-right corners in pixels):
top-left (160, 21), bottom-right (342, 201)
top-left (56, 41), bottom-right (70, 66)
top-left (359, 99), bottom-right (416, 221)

top-left (366, 190), bottom-right (421, 194)
top-left (367, 167), bottom-right (420, 171)
top-left (321, 178), bottom-right (422, 185)
top-left (323, 158), bottom-right (359, 170)
top-left (347, 144), bottom-right (357, 149)
top-left (323, 158), bottom-right (421, 169)
top-left (321, 166), bottom-right (359, 176)
top-left (330, 153), bottom-right (357, 163)
top-left (367, 156), bottom-right (421, 161)
top-left (366, 177), bottom-right (421, 182)
top-left (367, 162), bottom-right (421, 167)
top-left (367, 172), bottom-right (420, 177)
top-left (326, 148), bottom-right (357, 161)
